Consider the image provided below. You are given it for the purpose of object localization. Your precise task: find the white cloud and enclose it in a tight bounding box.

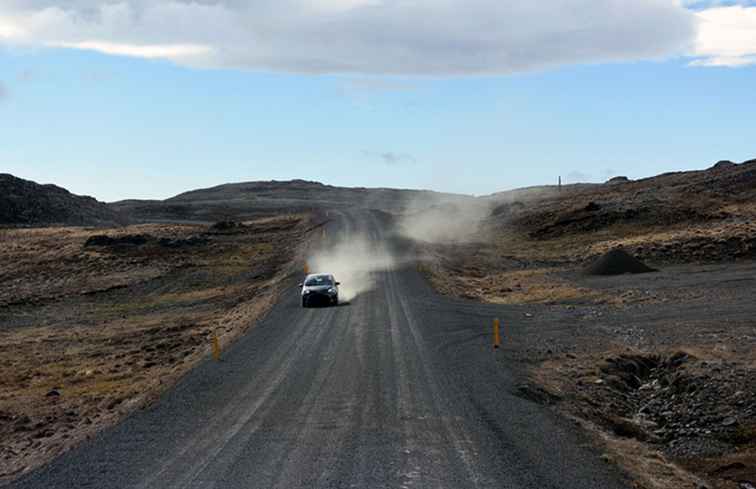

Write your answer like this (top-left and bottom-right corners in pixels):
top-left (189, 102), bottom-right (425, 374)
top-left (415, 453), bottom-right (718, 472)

top-left (0, 1), bottom-right (698, 75)
top-left (1, 1), bottom-right (754, 73)
top-left (692, 5), bottom-right (756, 67)
top-left (50, 41), bottom-right (212, 60)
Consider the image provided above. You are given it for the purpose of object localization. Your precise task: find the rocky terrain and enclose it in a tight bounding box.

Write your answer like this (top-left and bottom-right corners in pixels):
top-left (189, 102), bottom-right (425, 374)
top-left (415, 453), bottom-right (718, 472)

top-left (0, 213), bottom-right (320, 483)
top-left (524, 264), bottom-right (756, 489)
top-left (0, 174), bottom-right (126, 227)
top-left (415, 158), bottom-right (756, 489)
top-left (420, 158), bottom-right (756, 304)
top-left (1, 160), bottom-right (754, 488)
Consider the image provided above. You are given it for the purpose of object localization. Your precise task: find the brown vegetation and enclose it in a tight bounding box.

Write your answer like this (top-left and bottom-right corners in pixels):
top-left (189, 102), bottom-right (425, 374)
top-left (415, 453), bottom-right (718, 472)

top-left (0, 214), bottom-right (314, 483)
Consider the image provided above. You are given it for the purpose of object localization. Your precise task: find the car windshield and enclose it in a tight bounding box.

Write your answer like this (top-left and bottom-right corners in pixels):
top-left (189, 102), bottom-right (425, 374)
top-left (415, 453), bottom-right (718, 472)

top-left (304, 276), bottom-right (333, 286)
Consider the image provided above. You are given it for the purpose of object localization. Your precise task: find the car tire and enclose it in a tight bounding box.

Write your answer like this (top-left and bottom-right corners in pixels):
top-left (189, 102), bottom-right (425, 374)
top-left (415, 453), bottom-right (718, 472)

top-left (302, 297), bottom-right (308, 308)
top-left (332, 295), bottom-right (338, 306)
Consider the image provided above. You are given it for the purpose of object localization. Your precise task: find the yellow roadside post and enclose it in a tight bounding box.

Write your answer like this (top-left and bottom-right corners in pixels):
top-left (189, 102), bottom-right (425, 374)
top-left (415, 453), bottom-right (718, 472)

top-left (304, 262), bottom-right (310, 274)
top-left (212, 335), bottom-right (221, 361)
top-left (493, 318), bottom-right (501, 350)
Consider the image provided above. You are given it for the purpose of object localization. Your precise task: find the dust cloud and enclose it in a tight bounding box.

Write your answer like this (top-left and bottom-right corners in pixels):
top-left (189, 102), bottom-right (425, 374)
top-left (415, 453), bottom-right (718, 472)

top-left (396, 196), bottom-right (492, 244)
top-left (307, 234), bottom-right (397, 302)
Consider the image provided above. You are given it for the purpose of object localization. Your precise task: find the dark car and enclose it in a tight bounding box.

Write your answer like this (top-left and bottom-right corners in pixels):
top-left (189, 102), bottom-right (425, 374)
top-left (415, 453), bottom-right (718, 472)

top-left (300, 273), bottom-right (340, 307)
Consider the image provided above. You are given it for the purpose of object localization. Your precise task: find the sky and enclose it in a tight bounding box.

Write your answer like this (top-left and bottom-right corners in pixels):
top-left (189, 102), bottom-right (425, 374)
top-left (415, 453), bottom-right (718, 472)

top-left (1, 0), bottom-right (755, 202)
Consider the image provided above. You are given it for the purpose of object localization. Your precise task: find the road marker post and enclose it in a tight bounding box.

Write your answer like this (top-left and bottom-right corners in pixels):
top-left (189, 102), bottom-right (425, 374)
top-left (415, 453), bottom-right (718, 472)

top-left (212, 335), bottom-right (221, 361)
top-left (304, 262), bottom-right (310, 274)
top-left (493, 318), bottom-right (501, 350)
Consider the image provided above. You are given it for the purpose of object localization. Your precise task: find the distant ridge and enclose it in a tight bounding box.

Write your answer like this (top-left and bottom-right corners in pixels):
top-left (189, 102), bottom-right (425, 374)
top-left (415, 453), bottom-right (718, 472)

top-left (0, 174), bottom-right (126, 227)
top-left (111, 179), bottom-right (474, 223)
top-left (487, 158), bottom-right (756, 241)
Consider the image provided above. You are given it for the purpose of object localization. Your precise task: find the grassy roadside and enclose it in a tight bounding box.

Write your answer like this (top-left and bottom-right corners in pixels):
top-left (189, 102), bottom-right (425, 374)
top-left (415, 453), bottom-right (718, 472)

top-left (0, 214), bottom-right (318, 484)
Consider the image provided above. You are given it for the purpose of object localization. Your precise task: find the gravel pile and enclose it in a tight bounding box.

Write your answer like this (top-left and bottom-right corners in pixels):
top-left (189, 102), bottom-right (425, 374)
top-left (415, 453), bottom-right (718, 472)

top-left (584, 248), bottom-right (657, 276)
top-left (595, 353), bottom-right (756, 459)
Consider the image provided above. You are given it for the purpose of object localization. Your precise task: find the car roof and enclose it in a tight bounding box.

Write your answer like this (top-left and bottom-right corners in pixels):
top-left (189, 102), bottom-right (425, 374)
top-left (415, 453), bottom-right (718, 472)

top-left (305, 273), bottom-right (333, 279)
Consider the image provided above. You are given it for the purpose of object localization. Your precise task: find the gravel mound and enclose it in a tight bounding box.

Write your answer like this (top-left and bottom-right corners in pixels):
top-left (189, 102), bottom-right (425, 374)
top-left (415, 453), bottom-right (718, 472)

top-left (585, 248), bottom-right (657, 276)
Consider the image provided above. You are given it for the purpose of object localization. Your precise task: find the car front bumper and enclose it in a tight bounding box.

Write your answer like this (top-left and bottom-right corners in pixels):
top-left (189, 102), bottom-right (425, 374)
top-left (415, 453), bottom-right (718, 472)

top-left (303, 292), bottom-right (337, 306)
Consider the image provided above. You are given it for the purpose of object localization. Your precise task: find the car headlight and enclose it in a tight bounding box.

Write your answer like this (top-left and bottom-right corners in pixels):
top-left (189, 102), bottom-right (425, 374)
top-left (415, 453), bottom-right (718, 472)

top-left (303, 289), bottom-right (311, 294)
top-left (328, 287), bottom-right (337, 294)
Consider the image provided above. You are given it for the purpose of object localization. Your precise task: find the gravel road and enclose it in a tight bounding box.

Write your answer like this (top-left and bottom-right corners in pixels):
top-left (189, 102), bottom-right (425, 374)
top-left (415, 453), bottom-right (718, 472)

top-left (8, 211), bottom-right (631, 489)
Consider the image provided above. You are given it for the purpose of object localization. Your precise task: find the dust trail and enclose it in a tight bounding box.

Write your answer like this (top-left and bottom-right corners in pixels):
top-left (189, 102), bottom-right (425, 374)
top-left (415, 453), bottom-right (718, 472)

top-left (307, 234), bottom-right (397, 302)
top-left (396, 195), bottom-right (492, 244)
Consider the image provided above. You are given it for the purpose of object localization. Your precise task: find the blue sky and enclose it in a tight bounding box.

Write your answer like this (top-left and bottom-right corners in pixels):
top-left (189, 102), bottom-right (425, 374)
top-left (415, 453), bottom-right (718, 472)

top-left (1, 1), bottom-right (755, 201)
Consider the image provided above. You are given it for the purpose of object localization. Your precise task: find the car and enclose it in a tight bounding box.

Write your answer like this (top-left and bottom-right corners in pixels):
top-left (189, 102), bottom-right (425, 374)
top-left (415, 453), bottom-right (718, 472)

top-left (299, 273), bottom-right (340, 307)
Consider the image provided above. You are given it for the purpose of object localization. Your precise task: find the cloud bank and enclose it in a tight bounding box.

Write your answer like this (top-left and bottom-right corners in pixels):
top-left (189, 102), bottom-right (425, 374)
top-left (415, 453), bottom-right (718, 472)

top-left (0, 1), bottom-right (754, 73)
top-left (691, 5), bottom-right (756, 66)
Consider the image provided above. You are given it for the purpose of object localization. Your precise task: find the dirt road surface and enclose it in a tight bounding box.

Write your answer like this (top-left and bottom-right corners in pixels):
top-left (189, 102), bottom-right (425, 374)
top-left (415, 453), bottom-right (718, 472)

top-left (7, 211), bottom-right (630, 489)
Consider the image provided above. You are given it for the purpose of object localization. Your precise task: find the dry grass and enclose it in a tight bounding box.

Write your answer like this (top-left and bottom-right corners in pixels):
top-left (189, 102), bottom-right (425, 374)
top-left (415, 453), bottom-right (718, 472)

top-left (0, 214), bottom-right (313, 483)
top-left (420, 216), bottom-right (756, 307)
top-left (426, 266), bottom-right (606, 305)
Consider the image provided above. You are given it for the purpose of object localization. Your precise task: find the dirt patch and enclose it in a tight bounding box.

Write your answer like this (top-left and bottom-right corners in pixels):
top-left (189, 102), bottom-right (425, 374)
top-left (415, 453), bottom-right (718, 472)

top-left (422, 263), bottom-right (608, 305)
top-left (0, 214), bottom-right (317, 483)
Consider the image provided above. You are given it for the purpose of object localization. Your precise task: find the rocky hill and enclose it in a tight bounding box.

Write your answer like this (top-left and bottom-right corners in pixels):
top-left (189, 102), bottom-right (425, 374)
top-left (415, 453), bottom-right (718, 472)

top-left (112, 179), bottom-right (473, 222)
top-left (419, 157), bottom-right (756, 307)
top-left (0, 174), bottom-right (126, 227)
top-left (487, 158), bottom-right (756, 243)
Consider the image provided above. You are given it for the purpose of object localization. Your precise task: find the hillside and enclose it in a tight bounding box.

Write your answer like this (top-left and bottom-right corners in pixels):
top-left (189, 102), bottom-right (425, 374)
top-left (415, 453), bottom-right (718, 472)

top-left (487, 158), bottom-right (756, 243)
top-left (414, 159), bottom-right (756, 489)
top-left (420, 158), bottom-right (756, 304)
top-left (112, 179), bottom-right (474, 222)
top-left (0, 174), bottom-right (126, 227)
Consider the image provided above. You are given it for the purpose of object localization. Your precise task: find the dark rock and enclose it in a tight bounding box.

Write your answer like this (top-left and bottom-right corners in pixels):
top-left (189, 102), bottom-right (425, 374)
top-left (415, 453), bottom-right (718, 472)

top-left (722, 416), bottom-right (738, 427)
top-left (710, 462), bottom-right (746, 476)
top-left (210, 220), bottom-right (245, 232)
top-left (157, 236), bottom-right (207, 248)
top-left (584, 201), bottom-right (601, 212)
top-left (711, 160), bottom-right (736, 170)
top-left (85, 234), bottom-right (150, 247)
top-left (106, 398), bottom-right (123, 410)
top-left (0, 173), bottom-right (127, 226)
top-left (607, 416), bottom-right (650, 440)
top-left (606, 176), bottom-right (630, 184)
